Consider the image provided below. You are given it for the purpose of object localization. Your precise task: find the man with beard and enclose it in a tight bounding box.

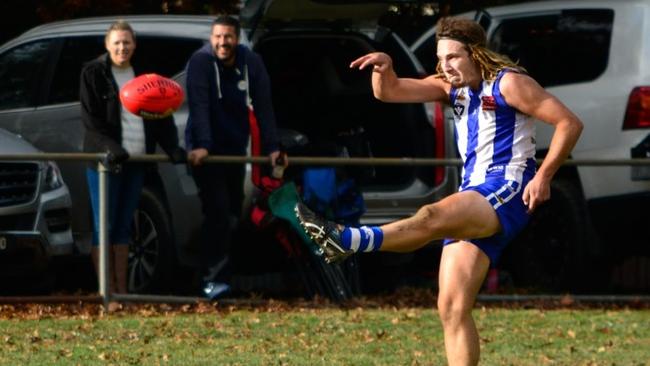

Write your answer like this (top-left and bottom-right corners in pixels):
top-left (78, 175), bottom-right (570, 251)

top-left (185, 16), bottom-right (284, 299)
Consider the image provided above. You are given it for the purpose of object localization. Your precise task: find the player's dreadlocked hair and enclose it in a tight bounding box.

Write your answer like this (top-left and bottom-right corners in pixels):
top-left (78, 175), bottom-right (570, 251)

top-left (434, 17), bottom-right (525, 81)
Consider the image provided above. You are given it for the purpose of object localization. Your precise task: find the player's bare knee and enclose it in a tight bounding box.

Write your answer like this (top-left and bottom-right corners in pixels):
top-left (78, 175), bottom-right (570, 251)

top-left (437, 295), bottom-right (472, 325)
top-left (413, 204), bottom-right (442, 232)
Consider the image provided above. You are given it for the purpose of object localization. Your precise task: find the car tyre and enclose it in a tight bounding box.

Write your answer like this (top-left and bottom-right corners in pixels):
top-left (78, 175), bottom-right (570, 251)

top-left (128, 188), bottom-right (175, 293)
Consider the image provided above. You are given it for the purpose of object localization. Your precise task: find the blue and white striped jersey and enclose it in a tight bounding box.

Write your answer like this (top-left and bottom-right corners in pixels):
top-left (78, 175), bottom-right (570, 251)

top-left (450, 70), bottom-right (537, 190)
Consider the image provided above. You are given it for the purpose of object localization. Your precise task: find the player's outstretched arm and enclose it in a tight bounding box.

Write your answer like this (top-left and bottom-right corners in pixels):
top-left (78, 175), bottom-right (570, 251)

top-left (501, 72), bottom-right (584, 212)
top-left (350, 52), bottom-right (449, 104)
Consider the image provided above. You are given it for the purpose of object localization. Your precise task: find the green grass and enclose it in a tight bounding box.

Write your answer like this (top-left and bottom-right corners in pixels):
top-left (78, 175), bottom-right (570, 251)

top-left (0, 305), bottom-right (648, 365)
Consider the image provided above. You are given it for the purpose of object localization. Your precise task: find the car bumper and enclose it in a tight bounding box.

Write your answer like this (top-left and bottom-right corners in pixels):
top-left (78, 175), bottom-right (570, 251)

top-left (37, 186), bottom-right (74, 255)
top-left (631, 133), bottom-right (650, 181)
top-left (0, 232), bottom-right (49, 276)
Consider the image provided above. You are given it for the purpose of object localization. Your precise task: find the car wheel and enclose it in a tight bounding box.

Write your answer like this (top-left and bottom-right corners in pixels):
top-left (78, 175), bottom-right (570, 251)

top-left (503, 178), bottom-right (599, 292)
top-left (128, 188), bottom-right (174, 293)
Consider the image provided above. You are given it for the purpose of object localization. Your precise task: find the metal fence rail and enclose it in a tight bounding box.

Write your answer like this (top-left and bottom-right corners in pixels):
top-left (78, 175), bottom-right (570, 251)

top-left (3, 153), bottom-right (650, 166)
top-left (1, 152), bottom-right (649, 309)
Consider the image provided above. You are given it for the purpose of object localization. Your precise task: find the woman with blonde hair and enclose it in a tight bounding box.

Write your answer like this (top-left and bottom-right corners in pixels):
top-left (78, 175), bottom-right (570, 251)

top-left (80, 20), bottom-right (184, 299)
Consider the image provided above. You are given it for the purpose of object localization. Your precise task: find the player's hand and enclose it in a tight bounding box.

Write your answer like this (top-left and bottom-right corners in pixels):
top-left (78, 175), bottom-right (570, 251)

top-left (350, 52), bottom-right (393, 73)
top-left (522, 175), bottom-right (551, 213)
top-left (187, 148), bottom-right (209, 166)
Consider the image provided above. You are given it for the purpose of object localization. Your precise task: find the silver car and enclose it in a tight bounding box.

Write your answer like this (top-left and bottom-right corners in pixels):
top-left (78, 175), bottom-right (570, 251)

top-left (0, 128), bottom-right (72, 278)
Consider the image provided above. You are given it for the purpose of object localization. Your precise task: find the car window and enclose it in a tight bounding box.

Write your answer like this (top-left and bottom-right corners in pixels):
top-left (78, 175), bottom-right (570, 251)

top-left (45, 36), bottom-right (204, 106)
top-left (412, 33), bottom-right (438, 75)
top-left (0, 40), bottom-right (53, 110)
top-left (375, 32), bottom-right (435, 188)
top-left (477, 12), bottom-right (491, 31)
top-left (490, 9), bottom-right (614, 87)
top-left (133, 36), bottom-right (204, 77)
top-left (48, 36), bottom-right (105, 105)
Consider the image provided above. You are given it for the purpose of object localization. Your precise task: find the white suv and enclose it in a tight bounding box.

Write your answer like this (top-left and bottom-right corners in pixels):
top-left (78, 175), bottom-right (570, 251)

top-left (411, 0), bottom-right (650, 291)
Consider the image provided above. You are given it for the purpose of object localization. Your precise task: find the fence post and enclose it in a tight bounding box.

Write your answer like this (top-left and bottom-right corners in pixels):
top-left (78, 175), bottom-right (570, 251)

top-left (98, 159), bottom-right (110, 310)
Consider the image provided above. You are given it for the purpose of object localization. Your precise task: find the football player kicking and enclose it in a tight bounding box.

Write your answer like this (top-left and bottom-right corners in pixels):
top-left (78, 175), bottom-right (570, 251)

top-left (295, 17), bottom-right (582, 366)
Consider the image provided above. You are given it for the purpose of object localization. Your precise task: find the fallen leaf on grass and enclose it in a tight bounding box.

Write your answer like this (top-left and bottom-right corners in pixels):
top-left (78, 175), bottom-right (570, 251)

top-left (30, 329), bottom-right (41, 343)
top-left (560, 295), bottom-right (574, 306)
top-left (376, 329), bottom-right (387, 339)
top-left (58, 348), bottom-right (72, 358)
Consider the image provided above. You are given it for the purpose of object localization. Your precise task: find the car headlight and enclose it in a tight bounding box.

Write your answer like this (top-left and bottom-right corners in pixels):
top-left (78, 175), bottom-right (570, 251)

top-left (44, 161), bottom-right (64, 191)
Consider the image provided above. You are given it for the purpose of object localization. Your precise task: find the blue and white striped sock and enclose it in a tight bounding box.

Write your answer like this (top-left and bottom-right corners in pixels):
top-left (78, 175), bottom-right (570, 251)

top-left (341, 226), bottom-right (384, 252)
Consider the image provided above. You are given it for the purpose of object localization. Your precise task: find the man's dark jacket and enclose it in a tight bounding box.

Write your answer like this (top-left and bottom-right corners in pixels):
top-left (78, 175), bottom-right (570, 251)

top-left (184, 44), bottom-right (279, 155)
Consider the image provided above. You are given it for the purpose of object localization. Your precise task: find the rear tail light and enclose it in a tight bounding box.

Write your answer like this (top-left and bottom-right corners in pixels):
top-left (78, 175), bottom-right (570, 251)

top-left (623, 86), bottom-right (650, 130)
top-left (434, 102), bottom-right (446, 186)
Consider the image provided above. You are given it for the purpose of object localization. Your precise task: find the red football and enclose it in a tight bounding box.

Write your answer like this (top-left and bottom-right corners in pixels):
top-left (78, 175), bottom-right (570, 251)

top-left (119, 73), bottom-right (184, 119)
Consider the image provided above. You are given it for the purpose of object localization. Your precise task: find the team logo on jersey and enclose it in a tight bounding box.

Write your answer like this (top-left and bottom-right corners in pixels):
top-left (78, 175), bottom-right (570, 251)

top-left (481, 96), bottom-right (496, 110)
top-left (453, 103), bottom-right (465, 117)
top-left (487, 165), bottom-right (505, 174)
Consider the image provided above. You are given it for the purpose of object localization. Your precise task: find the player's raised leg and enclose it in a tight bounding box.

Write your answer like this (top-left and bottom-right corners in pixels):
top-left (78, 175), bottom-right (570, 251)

top-left (295, 190), bottom-right (501, 263)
